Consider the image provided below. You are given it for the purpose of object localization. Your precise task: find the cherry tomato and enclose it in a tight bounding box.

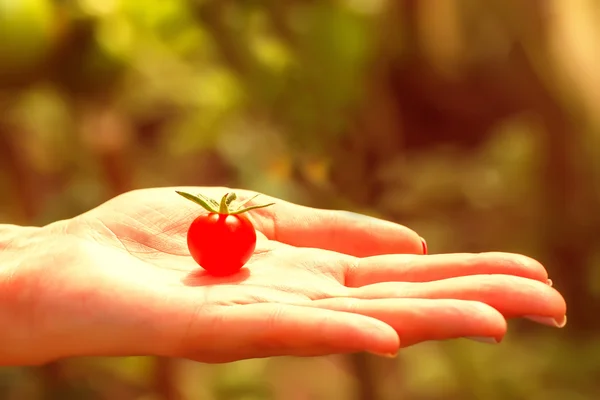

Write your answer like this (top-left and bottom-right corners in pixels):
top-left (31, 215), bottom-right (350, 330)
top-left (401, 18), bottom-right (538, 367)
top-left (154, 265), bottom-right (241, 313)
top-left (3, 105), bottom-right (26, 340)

top-left (186, 212), bottom-right (257, 276)
top-left (176, 190), bottom-right (274, 276)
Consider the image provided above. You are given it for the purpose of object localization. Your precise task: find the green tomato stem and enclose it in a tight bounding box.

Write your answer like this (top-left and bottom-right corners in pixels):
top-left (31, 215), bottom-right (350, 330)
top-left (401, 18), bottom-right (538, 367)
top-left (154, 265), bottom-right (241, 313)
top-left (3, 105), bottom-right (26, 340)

top-left (176, 190), bottom-right (274, 215)
top-left (219, 193), bottom-right (229, 214)
top-left (225, 192), bottom-right (237, 206)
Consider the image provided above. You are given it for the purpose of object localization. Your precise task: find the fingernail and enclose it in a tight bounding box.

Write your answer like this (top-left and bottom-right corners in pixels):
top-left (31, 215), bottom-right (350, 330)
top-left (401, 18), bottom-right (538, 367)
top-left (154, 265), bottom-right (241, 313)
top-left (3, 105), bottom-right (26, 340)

top-left (546, 279), bottom-right (553, 287)
top-left (368, 351), bottom-right (398, 358)
top-left (464, 336), bottom-right (500, 344)
top-left (524, 315), bottom-right (567, 328)
top-left (420, 237), bottom-right (428, 255)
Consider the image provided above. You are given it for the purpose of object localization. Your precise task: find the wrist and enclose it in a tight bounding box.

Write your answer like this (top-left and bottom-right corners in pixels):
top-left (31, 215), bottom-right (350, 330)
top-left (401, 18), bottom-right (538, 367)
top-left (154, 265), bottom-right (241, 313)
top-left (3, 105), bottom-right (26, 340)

top-left (0, 225), bottom-right (49, 366)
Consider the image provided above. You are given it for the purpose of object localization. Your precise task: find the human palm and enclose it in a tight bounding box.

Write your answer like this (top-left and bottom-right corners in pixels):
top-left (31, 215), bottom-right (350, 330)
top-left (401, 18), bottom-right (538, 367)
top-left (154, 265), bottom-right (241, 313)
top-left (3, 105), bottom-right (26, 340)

top-left (1, 187), bottom-right (566, 365)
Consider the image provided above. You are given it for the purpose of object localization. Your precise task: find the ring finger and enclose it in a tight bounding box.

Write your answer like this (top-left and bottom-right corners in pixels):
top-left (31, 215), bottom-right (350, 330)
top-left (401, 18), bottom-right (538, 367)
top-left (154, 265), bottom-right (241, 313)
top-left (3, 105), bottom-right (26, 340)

top-left (350, 274), bottom-right (567, 326)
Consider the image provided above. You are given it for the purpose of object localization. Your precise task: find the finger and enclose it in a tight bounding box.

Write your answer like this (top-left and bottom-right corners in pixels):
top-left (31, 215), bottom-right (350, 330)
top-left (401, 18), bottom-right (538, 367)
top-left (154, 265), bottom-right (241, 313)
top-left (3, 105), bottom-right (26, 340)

top-left (176, 303), bottom-right (400, 362)
top-left (352, 275), bottom-right (567, 326)
top-left (261, 208), bottom-right (423, 256)
top-left (308, 298), bottom-right (507, 347)
top-left (346, 252), bottom-right (549, 287)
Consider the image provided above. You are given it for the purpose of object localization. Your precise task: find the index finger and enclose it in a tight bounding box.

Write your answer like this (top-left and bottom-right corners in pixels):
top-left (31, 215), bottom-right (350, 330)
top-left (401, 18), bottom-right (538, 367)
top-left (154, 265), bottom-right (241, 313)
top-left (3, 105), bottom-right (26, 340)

top-left (242, 193), bottom-right (425, 257)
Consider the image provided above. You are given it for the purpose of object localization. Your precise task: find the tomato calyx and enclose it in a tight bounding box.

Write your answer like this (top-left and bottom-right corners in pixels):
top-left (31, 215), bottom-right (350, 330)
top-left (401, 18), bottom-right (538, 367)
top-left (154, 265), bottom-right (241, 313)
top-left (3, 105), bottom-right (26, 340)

top-left (175, 190), bottom-right (275, 215)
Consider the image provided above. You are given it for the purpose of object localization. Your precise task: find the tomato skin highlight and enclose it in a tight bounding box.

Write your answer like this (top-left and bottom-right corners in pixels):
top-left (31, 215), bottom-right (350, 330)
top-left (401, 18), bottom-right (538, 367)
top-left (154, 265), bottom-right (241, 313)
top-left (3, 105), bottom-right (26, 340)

top-left (186, 212), bottom-right (257, 276)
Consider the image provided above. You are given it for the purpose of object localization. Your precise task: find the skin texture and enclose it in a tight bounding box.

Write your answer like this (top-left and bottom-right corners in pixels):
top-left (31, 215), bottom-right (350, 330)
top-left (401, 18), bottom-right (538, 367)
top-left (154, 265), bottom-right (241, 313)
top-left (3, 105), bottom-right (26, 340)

top-left (186, 212), bottom-right (257, 276)
top-left (0, 186), bottom-right (567, 366)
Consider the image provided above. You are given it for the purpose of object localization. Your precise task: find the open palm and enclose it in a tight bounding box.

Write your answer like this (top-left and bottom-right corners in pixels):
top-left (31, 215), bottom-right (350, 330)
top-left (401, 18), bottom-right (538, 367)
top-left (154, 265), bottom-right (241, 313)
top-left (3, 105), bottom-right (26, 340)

top-left (5, 186), bottom-right (566, 365)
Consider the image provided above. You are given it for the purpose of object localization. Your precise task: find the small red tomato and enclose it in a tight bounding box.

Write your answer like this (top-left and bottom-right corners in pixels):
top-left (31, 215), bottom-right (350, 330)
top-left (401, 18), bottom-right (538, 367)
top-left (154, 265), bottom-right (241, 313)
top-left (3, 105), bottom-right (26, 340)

top-left (186, 212), bottom-right (256, 276)
top-left (176, 190), bottom-right (274, 276)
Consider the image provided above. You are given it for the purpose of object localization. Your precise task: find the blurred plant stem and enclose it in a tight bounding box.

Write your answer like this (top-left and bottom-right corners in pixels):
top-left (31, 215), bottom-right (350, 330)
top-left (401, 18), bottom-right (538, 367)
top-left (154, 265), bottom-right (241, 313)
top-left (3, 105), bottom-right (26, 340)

top-left (348, 353), bottom-right (381, 400)
top-left (152, 357), bottom-right (182, 400)
top-left (541, 121), bottom-right (599, 332)
top-left (38, 362), bottom-right (69, 400)
top-left (0, 122), bottom-right (38, 223)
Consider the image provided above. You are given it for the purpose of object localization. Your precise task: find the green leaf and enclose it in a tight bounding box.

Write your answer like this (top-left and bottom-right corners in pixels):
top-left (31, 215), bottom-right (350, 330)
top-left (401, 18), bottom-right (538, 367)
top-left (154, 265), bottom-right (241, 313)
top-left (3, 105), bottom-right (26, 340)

top-left (234, 193), bottom-right (261, 211)
top-left (230, 202), bottom-right (276, 215)
top-left (197, 192), bottom-right (220, 208)
top-left (175, 191), bottom-right (219, 213)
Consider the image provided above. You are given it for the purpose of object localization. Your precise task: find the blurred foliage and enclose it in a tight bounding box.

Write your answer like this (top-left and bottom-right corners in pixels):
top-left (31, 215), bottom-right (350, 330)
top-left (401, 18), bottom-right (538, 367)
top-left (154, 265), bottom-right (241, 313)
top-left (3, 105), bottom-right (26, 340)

top-left (1, 0), bottom-right (599, 399)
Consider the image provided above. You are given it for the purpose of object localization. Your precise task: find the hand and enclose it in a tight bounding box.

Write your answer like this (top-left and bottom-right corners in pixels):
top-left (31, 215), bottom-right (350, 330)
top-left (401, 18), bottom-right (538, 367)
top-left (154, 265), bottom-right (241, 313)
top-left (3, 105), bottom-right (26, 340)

top-left (0, 187), bottom-right (566, 366)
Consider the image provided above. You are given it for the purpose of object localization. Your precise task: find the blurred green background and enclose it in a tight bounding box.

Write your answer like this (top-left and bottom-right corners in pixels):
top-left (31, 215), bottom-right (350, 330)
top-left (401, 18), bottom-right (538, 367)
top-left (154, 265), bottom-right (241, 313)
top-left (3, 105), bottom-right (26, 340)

top-left (0, 0), bottom-right (598, 399)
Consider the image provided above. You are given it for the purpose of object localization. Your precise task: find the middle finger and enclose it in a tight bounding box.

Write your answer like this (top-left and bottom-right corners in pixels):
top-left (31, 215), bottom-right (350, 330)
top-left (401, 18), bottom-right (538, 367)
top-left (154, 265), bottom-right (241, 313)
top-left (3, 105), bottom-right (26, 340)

top-left (345, 252), bottom-right (549, 287)
top-left (350, 274), bottom-right (567, 325)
